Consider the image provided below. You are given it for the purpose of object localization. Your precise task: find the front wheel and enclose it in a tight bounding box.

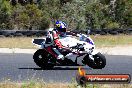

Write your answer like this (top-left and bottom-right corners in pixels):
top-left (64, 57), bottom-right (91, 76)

top-left (33, 49), bottom-right (56, 69)
top-left (84, 52), bottom-right (106, 69)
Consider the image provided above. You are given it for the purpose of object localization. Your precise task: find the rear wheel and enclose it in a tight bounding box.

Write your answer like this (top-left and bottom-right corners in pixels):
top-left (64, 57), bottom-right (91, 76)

top-left (84, 53), bottom-right (106, 69)
top-left (33, 49), bottom-right (56, 69)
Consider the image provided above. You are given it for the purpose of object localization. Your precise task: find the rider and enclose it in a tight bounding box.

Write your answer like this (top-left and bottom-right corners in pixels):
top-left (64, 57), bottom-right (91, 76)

top-left (44, 21), bottom-right (68, 62)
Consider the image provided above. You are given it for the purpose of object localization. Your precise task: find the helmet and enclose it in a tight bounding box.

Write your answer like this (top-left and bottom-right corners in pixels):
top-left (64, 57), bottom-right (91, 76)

top-left (55, 21), bottom-right (67, 33)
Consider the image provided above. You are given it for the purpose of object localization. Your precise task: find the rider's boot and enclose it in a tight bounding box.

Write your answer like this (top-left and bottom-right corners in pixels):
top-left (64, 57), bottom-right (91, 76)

top-left (56, 55), bottom-right (64, 65)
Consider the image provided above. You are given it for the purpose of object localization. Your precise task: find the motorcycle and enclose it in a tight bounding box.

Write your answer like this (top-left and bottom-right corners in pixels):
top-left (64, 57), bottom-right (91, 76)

top-left (32, 33), bottom-right (106, 69)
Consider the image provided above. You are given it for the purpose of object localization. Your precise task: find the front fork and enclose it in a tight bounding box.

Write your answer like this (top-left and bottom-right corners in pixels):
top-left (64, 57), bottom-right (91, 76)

top-left (87, 48), bottom-right (98, 61)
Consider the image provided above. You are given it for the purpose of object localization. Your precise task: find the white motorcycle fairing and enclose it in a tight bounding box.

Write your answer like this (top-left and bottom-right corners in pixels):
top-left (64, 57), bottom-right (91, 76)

top-left (32, 32), bottom-right (106, 69)
top-left (65, 52), bottom-right (87, 65)
top-left (58, 35), bottom-right (96, 65)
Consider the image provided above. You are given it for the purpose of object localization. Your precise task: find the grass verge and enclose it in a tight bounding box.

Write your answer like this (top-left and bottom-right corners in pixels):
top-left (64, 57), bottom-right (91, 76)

top-left (0, 82), bottom-right (132, 88)
top-left (91, 35), bottom-right (132, 47)
top-left (0, 35), bottom-right (132, 49)
top-left (0, 37), bottom-right (37, 49)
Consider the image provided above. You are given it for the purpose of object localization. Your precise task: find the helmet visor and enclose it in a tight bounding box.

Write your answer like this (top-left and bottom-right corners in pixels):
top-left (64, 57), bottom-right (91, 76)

top-left (57, 28), bottom-right (66, 33)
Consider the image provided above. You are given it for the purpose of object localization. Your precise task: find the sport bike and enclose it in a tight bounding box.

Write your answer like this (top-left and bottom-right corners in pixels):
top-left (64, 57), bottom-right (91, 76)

top-left (32, 33), bottom-right (106, 69)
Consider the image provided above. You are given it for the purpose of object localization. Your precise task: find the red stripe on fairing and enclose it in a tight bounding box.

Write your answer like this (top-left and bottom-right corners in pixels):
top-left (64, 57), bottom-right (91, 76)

top-left (46, 47), bottom-right (57, 58)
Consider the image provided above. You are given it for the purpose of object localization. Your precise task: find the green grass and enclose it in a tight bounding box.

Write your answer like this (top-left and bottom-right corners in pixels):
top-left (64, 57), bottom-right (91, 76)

top-left (0, 82), bottom-right (132, 88)
top-left (0, 35), bottom-right (132, 49)
top-left (91, 35), bottom-right (132, 47)
top-left (0, 37), bottom-right (37, 49)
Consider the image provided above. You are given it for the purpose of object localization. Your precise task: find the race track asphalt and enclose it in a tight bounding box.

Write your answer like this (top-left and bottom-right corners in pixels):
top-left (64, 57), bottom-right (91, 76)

top-left (0, 53), bottom-right (132, 83)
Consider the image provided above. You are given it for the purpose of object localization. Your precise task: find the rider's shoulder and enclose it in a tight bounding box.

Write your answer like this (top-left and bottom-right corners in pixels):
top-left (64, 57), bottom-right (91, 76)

top-left (47, 28), bottom-right (57, 32)
top-left (46, 28), bottom-right (56, 34)
top-left (48, 28), bottom-right (54, 32)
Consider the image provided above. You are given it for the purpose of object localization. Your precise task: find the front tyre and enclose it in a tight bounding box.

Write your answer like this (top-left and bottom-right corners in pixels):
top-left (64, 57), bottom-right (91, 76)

top-left (84, 52), bottom-right (106, 69)
top-left (33, 49), bottom-right (55, 69)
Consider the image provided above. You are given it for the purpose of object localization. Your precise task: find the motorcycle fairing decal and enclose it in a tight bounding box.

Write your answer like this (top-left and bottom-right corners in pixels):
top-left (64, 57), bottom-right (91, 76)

top-left (85, 37), bottom-right (94, 45)
top-left (72, 51), bottom-right (86, 56)
top-left (88, 41), bottom-right (94, 45)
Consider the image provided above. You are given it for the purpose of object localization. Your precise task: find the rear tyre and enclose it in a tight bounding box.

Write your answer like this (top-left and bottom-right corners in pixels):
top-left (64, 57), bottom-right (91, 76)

top-left (33, 49), bottom-right (55, 69)
top-left (84, 52), bottom-right (106, 69)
